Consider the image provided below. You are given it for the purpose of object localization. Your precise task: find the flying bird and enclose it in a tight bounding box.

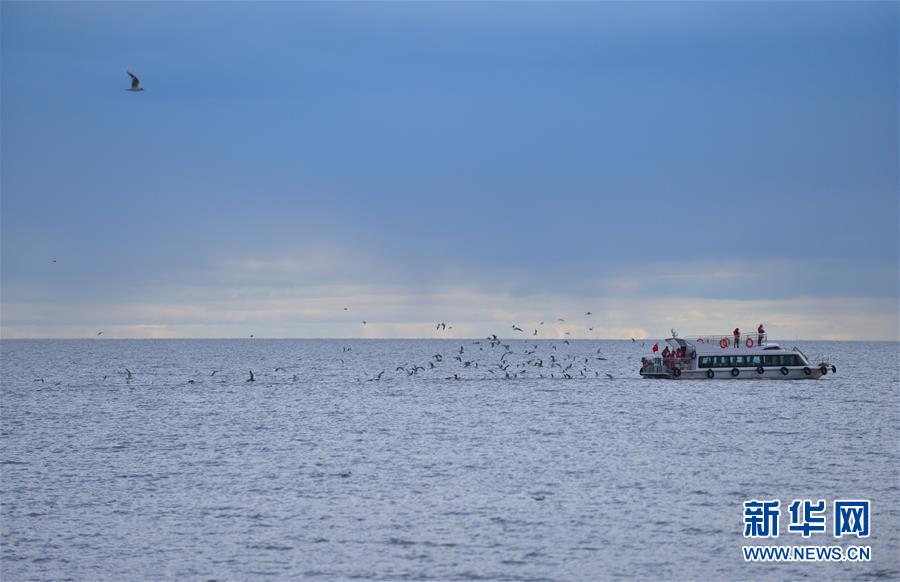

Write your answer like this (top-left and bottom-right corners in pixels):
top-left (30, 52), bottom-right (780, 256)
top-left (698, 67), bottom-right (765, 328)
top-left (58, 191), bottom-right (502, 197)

top-left (126, 71), bottom-right (144, 92)
top-left (247, 370), bottom-right (255, 383)
top-left (96, 331), bottom-right (103, 336)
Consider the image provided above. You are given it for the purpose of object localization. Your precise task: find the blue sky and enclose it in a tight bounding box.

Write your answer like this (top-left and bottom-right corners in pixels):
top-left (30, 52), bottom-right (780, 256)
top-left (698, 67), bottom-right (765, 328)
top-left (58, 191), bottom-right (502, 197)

top-left (2, 1), bottom-right (897, 339)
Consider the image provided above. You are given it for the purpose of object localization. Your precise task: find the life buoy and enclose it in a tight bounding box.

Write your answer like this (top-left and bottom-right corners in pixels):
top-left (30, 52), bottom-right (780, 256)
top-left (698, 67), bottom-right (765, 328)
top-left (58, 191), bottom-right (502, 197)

top-left (803, 367), bottom-right (812, 376)
top-left (719, 338), bottom-right (729, 349)
top-left (706, 369), bottom-right (714, 379)
top-left (756, 366), bottom-right (765, 375)
top-left (731, 367), bottom-right (740, 377)
top-left (831, 365), bottom-right (837, 373)
top-left (673, 368), bottom-right (682, 378)
top-left (745, 337), bottom-right (754, 348)
top-left (780, 366), bottom-right (789, 375)
top-left (819, 365), bottom-right (828, 375)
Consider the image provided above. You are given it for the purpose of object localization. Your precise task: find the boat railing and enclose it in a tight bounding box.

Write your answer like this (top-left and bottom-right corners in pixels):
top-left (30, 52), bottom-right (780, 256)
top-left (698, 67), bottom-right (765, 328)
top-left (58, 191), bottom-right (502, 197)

top-left (688, 332), bottom-right (768, 348)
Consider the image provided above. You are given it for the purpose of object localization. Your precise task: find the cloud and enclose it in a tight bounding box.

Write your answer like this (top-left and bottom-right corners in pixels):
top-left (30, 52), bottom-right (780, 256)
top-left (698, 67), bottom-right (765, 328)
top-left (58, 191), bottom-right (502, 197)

top-left (2, 250), bottom-right (897, 340)
top-left (2, 284), bottom-right (896, 340)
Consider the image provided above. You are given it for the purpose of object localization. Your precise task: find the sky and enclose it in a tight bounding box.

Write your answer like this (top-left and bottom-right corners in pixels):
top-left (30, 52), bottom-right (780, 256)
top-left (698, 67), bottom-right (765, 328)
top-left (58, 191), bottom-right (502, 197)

top-left (1, 1), bottom-right (898, 340)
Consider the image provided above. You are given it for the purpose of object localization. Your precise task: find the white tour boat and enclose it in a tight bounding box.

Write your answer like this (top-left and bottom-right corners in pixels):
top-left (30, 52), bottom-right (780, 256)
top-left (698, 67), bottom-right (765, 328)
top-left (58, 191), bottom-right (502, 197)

top-left (639, 331), bottom-right (836, 380)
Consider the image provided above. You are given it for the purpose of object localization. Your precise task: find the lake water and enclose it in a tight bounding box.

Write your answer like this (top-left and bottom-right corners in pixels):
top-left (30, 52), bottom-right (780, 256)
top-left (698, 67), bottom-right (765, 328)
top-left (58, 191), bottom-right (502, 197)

top-left (1, 339), bottom-right (897, 580)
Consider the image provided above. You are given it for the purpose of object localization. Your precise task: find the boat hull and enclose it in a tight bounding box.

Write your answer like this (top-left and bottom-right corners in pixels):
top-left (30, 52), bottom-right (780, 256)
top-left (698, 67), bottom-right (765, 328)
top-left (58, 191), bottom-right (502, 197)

top-left (640, 366), bottom-right (829, 380)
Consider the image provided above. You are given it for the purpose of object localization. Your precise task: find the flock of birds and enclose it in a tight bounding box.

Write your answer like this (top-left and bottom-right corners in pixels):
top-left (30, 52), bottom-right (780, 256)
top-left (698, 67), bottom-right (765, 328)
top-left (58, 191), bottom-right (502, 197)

top-left (38, 308), bottom-right (647, 388)
top-left (34, 335), bottom-right (619, 387)
top-left (378, 334), bottom-right (617, 383)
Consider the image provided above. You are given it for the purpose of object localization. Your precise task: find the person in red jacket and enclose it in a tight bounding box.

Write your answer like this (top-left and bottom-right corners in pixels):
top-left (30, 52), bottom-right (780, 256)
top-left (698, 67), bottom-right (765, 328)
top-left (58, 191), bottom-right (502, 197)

top-left (757, 323), bottom-right (766, 345)
top-left (733, 327), bottom-right (740, 349)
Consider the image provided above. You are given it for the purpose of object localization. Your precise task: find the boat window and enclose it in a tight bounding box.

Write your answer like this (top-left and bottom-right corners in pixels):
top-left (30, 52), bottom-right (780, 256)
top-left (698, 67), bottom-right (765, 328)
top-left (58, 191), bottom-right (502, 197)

top-left (703, 354), bottom-right (800, 368)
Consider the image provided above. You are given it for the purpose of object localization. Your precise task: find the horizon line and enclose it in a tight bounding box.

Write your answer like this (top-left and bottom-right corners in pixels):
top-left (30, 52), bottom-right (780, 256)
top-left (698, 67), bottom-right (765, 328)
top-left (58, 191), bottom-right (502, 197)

top-left (1, 337), bottom-right (895, 342)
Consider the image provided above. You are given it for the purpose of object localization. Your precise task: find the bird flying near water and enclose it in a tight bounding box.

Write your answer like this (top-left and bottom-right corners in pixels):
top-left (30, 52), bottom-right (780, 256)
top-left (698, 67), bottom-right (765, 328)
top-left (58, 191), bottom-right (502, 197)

top-left (126, 71), bottom-right (144, 91)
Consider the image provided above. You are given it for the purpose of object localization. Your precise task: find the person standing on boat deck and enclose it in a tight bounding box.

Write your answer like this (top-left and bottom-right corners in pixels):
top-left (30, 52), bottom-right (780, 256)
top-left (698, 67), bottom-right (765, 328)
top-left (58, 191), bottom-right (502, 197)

top-left (733, 327), bottom-right (740, 348)
top-left (757, 323), bottom-right (766, 345)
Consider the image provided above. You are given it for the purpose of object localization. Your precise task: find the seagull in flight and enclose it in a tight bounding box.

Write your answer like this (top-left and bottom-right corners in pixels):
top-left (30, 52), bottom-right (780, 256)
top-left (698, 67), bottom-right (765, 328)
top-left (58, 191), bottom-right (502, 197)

top-left (126, 71), bottom-right (144, 91)
top-left (96, 331), bottom-right (103, 336)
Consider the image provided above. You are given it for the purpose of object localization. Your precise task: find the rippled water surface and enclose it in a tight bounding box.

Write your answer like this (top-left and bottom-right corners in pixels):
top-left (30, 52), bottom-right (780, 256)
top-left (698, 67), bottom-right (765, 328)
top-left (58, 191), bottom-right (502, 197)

top-left (1, 339), bottom-right (898, 580)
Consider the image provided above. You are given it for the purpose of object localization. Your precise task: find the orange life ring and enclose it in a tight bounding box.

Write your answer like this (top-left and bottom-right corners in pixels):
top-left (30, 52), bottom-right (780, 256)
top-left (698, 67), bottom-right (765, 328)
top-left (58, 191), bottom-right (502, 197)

top-left (745, 337), bottom-right (754, 348)
top-left (719, 338), bottom-right (729, 349)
